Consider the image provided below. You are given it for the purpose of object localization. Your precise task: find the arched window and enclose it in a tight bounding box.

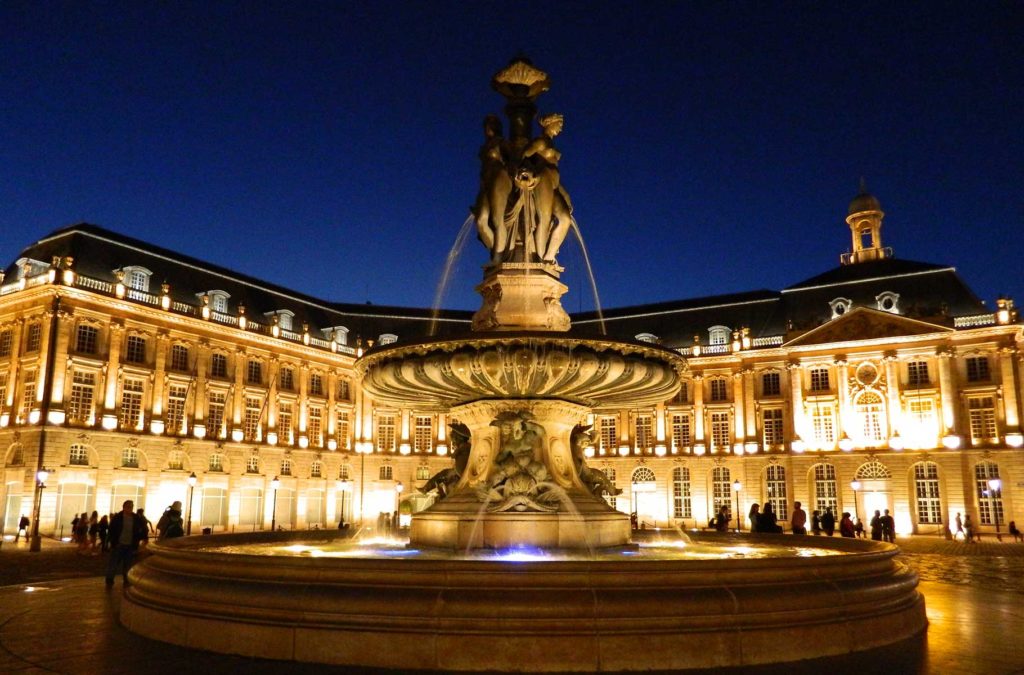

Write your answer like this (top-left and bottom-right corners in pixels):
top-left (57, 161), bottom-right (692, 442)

top-left (812, 464), bottom-right (838, 517)
top-left (632, 467), bottom-right (655, 483)
top-left (339, 464), bottom-right (351, 481)
top-left (764, 465), bottom-right (787, 520)
top-left (855, 391), bottom-right (886, 445)
top-left (708, 326), bottom-right (730, 346)
top-left (876, 291), bottom-right (900, 314)
top-left (975, 461), bottom-right (1003, 526)
top-left (121, 447), bottom-right (139, 468)
top-left (711, 466), bottom-right (731, 515)
top-left (913, 462), bottom-right (941, 524)
top-left (855, 460), bottom-right (892, 480)
top-left (68, 444), bottom-right (90, 466)
top-left (6, 443), bottom-right (25, 466)
top-left (208, 453), bottom-right (224, 472)
top-left (167, 450), bottom-right (184, 471)
top-left (672, 466), bottom-right (691, 519)
top-left (829, 297), bottom-right (852, 319)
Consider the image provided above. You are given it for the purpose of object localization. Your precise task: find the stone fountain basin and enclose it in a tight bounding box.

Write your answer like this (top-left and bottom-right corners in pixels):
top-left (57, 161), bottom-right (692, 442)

top-left (121, 531), bottom-right (926, 672)
top-left (356, 333), bottom-right (685, 409)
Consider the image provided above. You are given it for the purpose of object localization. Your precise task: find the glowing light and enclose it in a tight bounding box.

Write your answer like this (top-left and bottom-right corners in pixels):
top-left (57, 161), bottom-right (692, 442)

top-left (617, 445), bottom-right (629, 457)
top-left (115, 282), bottom-right (126, 298)
top-left (336, 479), bottom-right (352, 492)
top-left (744, 442), bottom-right (758, 455)
top-left (399, 442), bottom-right (411, 455)
top-left (150, 419), bottom-right (165, 435)
top-left (47, 410), bottom-right (66, 425)
top-left (231, 428), bottom-right (244, 442)
top-left (888, 433), bottom-right (904, 450)
top-left (654, 444), bottom-right (667, 457)
top-left (298, 435), bottom-right (309, 449)
top-left (101, 414), bottom-right (118, 430)
top-left (193, 424), bottom-right (206, 439)
top-left (1005, 432), bottom-right (1024, 448)
top-left (265, 431), bottom-right (278, 446)
top-left (62, 269), bottom-right (75, 285)
top-left (36, 468), bottom-right (49, 483)
top-left (27, 409), bottom-right (40, 424)
top-left (583, 445), bottom-right (595, 458)
top-left (693, 443), bottom-right (706, 456)
top-left (791, 438), bottom-right (805, 453)
top-left (732, 480), bottom-right (742, 492)
top-left (271, 324), bottom-right (280, 338)
top-left (942, 434), bottom-right (961, 449)
top-left (0, 413), bottom-right (8, 427)
top-left (187, 472), bottom-right (197, 488)
top-left (327, 438), bottom-right (338, 451)
top-left (435, 444), bottom-right (448, 457)
top-left (838, 434), bottom-right (854, 452)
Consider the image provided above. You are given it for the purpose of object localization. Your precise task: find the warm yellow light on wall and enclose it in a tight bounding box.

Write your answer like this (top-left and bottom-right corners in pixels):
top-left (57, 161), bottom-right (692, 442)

top-left (435, 444), bottom-right (448, 456)
top-left (654, 444), bottom-right (667, 457)
top-left (101, 415), bottom-right (118, 430)
top-left (327, 438), bottom-right (338, 451)
top-left (265, 431), bottom-right (278, 446)
top-left (1006, 432), bottom-right (1024, 448)
top-left (231, 428), bottom-right (244, 442)
top-left (150, 420), bottom-right (165, 435)
top-left (193, 424), bottom-right (206, 439)
top-left (298, 435), bottom-right (309, 449)
top-left (942, 434), bottom-right (961, 449)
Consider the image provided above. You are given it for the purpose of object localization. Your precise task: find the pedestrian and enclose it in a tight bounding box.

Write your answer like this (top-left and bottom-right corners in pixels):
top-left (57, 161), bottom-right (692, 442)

top-left (1009, 521), bottom-right (1023, 543)
top-left (392, 510), bottom-right (400, 531)
top-left (790, 501), bottom-right (807, 535)
top-left (964, 514), bottom-right (975, 543)
top-left (748, 502), bottom-right (761, 533)
top-left (811, 510), bottom-right (821, 535)
top-left (88, 511), bottom-right (100, 550)
top-left (70, 513), bottom-right (81, 543)
top-left (839, 512), bottom-right (855, 538)
top-left (715, 506), bottom-right (730, 532)
top-left (98, 515), bottom-right (110, 552)
top-left (821, 508), bottom-right (836, 536)
top-left (881, 509), bottom-right (895, 542)
top-left (156, 501), bottom-right (185, 539)
top-left (631, 511), bottom-right (639, 530)
top-left (758, 503), bottom-right (782, 533)
top-left (870, 510), bottom-right (882, 540)
top-left (136, 508), bottom-right (155, 535)
top-left (105, 499), bottom-right (148, 589)
top-left (75, 512), bottom-right (90, 553)
top-left (854, 517), bottom-right (865, 538)
top-left (954, 513), bottom-right (965, 541)
top-left (15, 514), bottom-right (30, 543)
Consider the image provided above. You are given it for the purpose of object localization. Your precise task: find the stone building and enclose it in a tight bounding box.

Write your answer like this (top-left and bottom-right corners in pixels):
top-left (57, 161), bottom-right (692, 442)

top-left (2, 188), bottom-right (1021, 539)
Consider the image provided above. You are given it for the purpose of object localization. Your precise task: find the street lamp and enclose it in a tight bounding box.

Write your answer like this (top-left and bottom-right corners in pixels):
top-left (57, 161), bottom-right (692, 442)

top-left (732, 479), bottom-right (742, 532)
top-left (186, 472), bottom-right (197, 535)
top-left (850, 480), bottom-right (862, 524)
top-left (29, 468), bottom-right (50, 552)
top-left (336, 478), bottom-right (352, 526)
top-left (270, 476), bottom-right (280, 531)
top-left (395, 481), bottom-right (404, 529)
top-left (988, 477), bottom-right (1003, 541)
top-left (356, 440), bottom-right (371, 528)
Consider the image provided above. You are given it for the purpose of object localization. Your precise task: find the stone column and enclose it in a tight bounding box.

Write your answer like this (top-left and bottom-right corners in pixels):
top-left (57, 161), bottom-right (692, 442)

top-left (102, 321), bottom-right (124, 417)
top-left (999, 348), bottom-right (1020, 431)
top-left (693, 374), bottom-right (705, 445)
top-left (326, 370), bottom-right (337, 440)
top-left (743, 368), bottom-right (756, 440)
top-left (231, 347), bottom-right (245, 432)
top-left (267, 357), bottom-right (279, 434)
top-left (884, 352), bottom-right (901, 437)
top-left (835, 357), bottom-right (850, 439)
top-left (3, 319), bottom-right (24, 409)
top-left (788, 361), bottom-right (805, 445)
top-left (47, 309), bottom-right (74, 409)
top-left (150, 331), bottom-right (169, 426)
top-left (732, 371), bottom-right (744, 453)
top-left (193, 339), bottom-right (209, 423)
top-left (937, 346), bottom-right (958, 436)
top-left (298, 363), bottom-right (309, 440)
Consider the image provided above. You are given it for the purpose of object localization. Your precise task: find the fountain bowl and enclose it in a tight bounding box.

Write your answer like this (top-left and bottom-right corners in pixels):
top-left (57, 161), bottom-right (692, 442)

top-left (121, 531), bottom-right (926, 672)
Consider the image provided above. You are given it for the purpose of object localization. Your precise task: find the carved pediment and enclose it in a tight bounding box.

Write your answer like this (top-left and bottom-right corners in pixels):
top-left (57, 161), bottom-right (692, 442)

top-left (785, 307), bottom-right (952, 347)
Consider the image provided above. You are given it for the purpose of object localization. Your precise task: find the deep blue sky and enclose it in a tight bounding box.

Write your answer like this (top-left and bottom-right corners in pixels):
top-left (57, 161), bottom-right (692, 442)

top-left (2, 2), bottom-right (1022, 313)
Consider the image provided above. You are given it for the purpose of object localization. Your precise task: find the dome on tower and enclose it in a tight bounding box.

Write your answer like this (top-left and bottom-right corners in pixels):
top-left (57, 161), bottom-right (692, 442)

top-left (848, 183), bottom-right (882, 215)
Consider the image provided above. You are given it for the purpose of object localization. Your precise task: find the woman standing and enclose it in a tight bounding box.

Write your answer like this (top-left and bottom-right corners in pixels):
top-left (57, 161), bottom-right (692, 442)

top-left (748, 503), bottom-right (761, 533)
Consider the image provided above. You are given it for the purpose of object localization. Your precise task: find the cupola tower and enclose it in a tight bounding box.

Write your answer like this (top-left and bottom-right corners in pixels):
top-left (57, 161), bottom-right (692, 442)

top-left (843, 179), bottom-right (890, 264)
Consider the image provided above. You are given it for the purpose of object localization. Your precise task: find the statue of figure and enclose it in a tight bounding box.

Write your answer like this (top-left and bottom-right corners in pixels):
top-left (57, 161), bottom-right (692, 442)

top-left (570, 424), bottom-right (622, 498)
top-left (472, 115), bottom-right (513, 264)
top-left (521, 113), bottom-right (574, 262)
top-left (418, 422), bottom-right (472, 500)
top-left (481, 411), bottom-right (562, 512)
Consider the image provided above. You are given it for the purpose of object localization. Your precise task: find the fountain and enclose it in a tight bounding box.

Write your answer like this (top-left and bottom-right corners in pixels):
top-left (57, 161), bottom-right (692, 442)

top-left (121, 59), bottom-right (927, 672)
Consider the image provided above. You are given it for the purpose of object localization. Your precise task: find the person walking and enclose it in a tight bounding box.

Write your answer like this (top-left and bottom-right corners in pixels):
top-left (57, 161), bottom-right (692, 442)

top-left (821, 508), bottom-right (836, 536)
top-left (105, 500), bottom-right (148, 589)
top-left (811, 510), bottom-right (822, 535)
top-left (75, 513), bottom-right (90, 553)
top-left (70, 513), bottom-right (81, 544)
top-left (881, 509), bottom-right (895, 542)
top-left (97, 514), bottom-right (110, 552)
top-left (715, 506), bottom-right (730, 532)
top-left (15, 514), bottom-right (30, 543)
top-left (954, 513), bottom-right (965, 541)
top-left (870, 510), bottom-right (882, 540)
top-left (791, 501), bottom-right (807, 535)
top-left (839, 512), bottom-right (855, 538)
top-left (88, 511), bottom-right (100, 551)
top-left (748, 503), bottom-right (761, 533)
top-left (156, 501), bottom-right (185, 539)
top-left (963, 514), bottom-right (976, 543)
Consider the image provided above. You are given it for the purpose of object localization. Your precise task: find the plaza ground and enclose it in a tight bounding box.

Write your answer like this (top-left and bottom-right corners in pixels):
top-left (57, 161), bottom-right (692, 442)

top-left (1, 535), bottom-right (1023, 674)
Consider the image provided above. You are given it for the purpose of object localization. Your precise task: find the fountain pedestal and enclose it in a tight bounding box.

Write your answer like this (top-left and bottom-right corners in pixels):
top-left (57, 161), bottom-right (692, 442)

top-left (472, 263), bottom-right (570, 332)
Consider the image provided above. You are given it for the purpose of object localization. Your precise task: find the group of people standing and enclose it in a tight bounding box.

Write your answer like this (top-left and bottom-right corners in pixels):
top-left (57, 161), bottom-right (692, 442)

top-left (104, 499), bottom-right (184, 588)
top-left (710, 501), bottom-right (899, 541)
top-left (376, 510), bottom-right (400, 536)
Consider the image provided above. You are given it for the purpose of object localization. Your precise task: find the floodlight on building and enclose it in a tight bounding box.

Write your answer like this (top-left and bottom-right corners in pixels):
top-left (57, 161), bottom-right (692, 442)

top-left (271, 317), bottom-right (280, 338)
top-left (27, 409), bottom-right (40, 424)
top-left (399, 442), bottom-right (411, 456)
top-left (160, 283), bottom-right (172, 310)
top-left (693, 443), bottom-right (706, 456)
top-left (237, 304), bottom-right (247, 331)
top-left (150, 419), bottom-right (165, 435)
top-left (654, 444), bottom-right (667, 457)
top-left (231, 428), bottom-right (244, 443)
top-left (336, 479), bottom-right (352, 492)
top-left (330, 340), bottom-right (338, 353)
top-left (435, 444), bottom-right (448, 457)
top-left (791, 438), bottom-right (806, 453)
top-left (0, 413), bottom-right (9, 428)
top-left (298, 435), bottom-right (309, 449)
top-left (617, 445), bottom-right (630, 457)
top-left (744, 442), bottom-right (759, 454)
top-left (101, 414), bottom-right (118, 430)
top-left (200, 295), bottom-right (211, 320)
top-left (942, 434), bottom-right (961, 449)
top-left (115, 271), bottom-right (126, 299)
top-left (265, 431), bottom-right (278, 446)
top-left (838, 434), bottom-right (855, 452)
top-left (47, 410), bottom-right (66, 425)
top-left (327, 438), bottom-right (338, 451)
top-left (193, 424), bottom-right (206, 440)
top-left (583, 444), bottom-right (596, 458)
top-left (888, 432), bottom-right (904, 450)
top-left (1005, 432), bottom-right (1024, 448)
top-left (302, 323), bottom-right (311, 346)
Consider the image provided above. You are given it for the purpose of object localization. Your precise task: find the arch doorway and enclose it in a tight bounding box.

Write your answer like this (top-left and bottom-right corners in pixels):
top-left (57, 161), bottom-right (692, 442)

top-left (630, 467), bottom-right (658, 527)
top-left (856, 460), bottom-right (892, 525)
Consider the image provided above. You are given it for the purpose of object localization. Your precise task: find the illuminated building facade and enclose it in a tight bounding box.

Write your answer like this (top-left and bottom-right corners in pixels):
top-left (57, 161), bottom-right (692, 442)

top-left (1, 189), bottom-right (1021, 538)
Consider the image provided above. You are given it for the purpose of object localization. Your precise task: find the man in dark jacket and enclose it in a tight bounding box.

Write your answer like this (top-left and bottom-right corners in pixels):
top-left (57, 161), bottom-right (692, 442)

top-left (105, 500), bottom-right (148, 588)
top-left (156, 501), bottom-right (185, 539)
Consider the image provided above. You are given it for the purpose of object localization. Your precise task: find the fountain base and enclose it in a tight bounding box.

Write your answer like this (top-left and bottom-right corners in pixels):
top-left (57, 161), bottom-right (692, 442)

top-left (472, 263), bottom-right (571, 331)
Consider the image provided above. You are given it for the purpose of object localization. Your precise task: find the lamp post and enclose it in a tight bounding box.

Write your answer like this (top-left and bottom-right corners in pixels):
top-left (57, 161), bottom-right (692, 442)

top-left (270, 476), bottom-right (280, 531)
top-left (357, 441), bottom-right (370, 528)
top-left (395, 481), bottom-right (404, 530)
top-left (850, 480), bottom-right (862, 524)
top-left (336, 479), bottom-right (352, 526)
top-left (186, 472), bottom-right (197, 535)
top-left (29, 468), bottom-right (49, 551)
top-left (988, 477), bottom-right (1003, 541)
top-left (732, 479), bottom-right (742, 532)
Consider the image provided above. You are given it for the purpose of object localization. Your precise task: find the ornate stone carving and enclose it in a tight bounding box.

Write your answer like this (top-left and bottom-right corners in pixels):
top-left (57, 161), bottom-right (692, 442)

top-left (570, 424), bottom-right (621, 498)
top-left (418, 422), bottom-right (470, 501)
top-left (477, 411), bottom-right (564, 512)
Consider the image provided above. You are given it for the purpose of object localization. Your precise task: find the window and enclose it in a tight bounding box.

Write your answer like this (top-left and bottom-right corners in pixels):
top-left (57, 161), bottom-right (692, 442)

top-left (812, 405), bottom-right (835, 448)
top-left (20, 375), bottom-right (36, 421)
top-left (206, 391), bottom-right (225, 439)
top-left (0, 329), bottom-right (12, 357)
top-left (876, 291), bottom-right (900, 313)
top-left (378, 333), bottom-right (397, 345)
top-left (67, 371), bottom-right (96, 424)
top-left (599, 416), bottom-right (617, 455)
top-left (308, 407), bottom-right (323, 446)
top-left (277, 402), bottom-right (294, 444)
top-left (856, 392), bottom-right (885, 445)
top-left (710, 412), bottom-right (730, 452)
top-left (244, 396), bottom-right (262, 441)
top-left (708, 326), bottom-right (730, 346)
top-left (167, 450), bottom-right (184, 470)
top-left (907, 361), bottom-right (930, 387)
top-left (246, 454), bottom-right (260, 474)
top-left (673, 380), bottom-right (688, 404)
top-left (762, 409), bottom-right (784, 447)
top-left (119, 379), bottom-right (144, 430)
top-left (279, 367), bottom-right (294, 391)
top-left (309, 373), bottom-right (324, 397)
top-left (635, 333), bottom-right (658, 344)
top-left (906, 398), bottom-right (938, 448)
top-left (602, 468), bottom-right (617, 509)
top-left (124, 335), bottom-right (146, 364)
top-left (280, 459), bottom-right (292, 476)
top-left (0, 373), bottom-right (7, 412)
top-left (709, 378), bottom-right (728, 402)
top-left (379, 465), bottom-right (393, 480)
top-left (968, 396), bottom-right (997, 444)
top-left (208, 292), bottom-right (229, 314)
top-left (635, 414), bottom-right (653, 452)
top-left (855, 460), bottom-right (892, 480)
top-left (201, 487), bottom-right (228, 527)
top-left (238, 487), bottom-right (263, 527)
top-left (671, 413), bottom-right (691, 450)
top-left (170, 345), bottom-right (189, 372)
top-left (416, 465), bottom-right (430, 480)
top-left (812, 464), bottom-right (838, 518)
top-left (311, 460), bottom-right (322, 478)
top-left (246, 360), bottom-right (262, 385)
top-left (166, 385), bottom-right (188, 435)
top-left (25, 323), bottom-right (41, 353)
top-left (975, 461), bottom-right (1003, 526)
top-left (966, 356), bottom-right (990, 383)
top-left (335, 410), bottom-right (350, 449)
top-left (414, 416), bottom-right (432, 453)
top-left (121, 447), bottom-right (139, 468)
top-left (712, 467), bottom-right (731, 515)
top-left (125, 268), bottom-right (150, 292)
top-left (764, 465), bottom-right (788, 520)
top-left (809, 367), bottom-right (830, 392)
top-left (208, 453), bottom-right (224, 472)
top-left (68, 444), bottom-right (90, 466)
top-left (914, 463), bottom-right (941, 524)
top-left (761, 372), bottom-right (780, 397)
top-left (210, 353), bottom-right (228, 378)
top-left (306, 489), bottom-right (325, 526)
top-left (377, 414), bottom-right (396, 452)
top-left (75, 325), bottom-right (98, 354)
top-left (277, 312), bottom-right (293, 331)
top-left (337, 378), bottom-right (351, 400)
top-left (672, 467), bottom-right (691, 519)
top-left (339, 465), bottom-right (350, 481)
top-left (829, 297), bottom-right (852, 319)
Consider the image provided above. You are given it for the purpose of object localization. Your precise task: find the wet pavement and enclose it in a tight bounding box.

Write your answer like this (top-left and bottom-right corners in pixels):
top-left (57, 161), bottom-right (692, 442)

top-left (2, 535), bottom-right (1023, 674)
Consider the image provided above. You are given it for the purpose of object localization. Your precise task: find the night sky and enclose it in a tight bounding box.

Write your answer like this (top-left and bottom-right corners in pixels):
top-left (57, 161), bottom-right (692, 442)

top-left (2, 2), bottom-right (1022, 314)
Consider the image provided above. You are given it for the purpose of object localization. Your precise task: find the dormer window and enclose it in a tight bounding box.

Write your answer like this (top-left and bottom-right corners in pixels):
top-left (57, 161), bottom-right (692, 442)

top-left (876, 292), bottom-right (900, 314)
top-left (708, 326), bottom-right (730, 346)
top-left (15, 258), bottom-right (50, 280)
top-left (323, 326), bottom-right (350, 345)
top-left (829, 297), bottom-right (852, 319)
top-left (265, 310), bottom-right (295, 331)
top-left (379, 333), bottom-right (398, 346)
top-left (119, 266), bottom-right (152, 292)
top-left (198, 291), bottom-right (230, 314)
top-left (635, 333), bottom-right (658, 344)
